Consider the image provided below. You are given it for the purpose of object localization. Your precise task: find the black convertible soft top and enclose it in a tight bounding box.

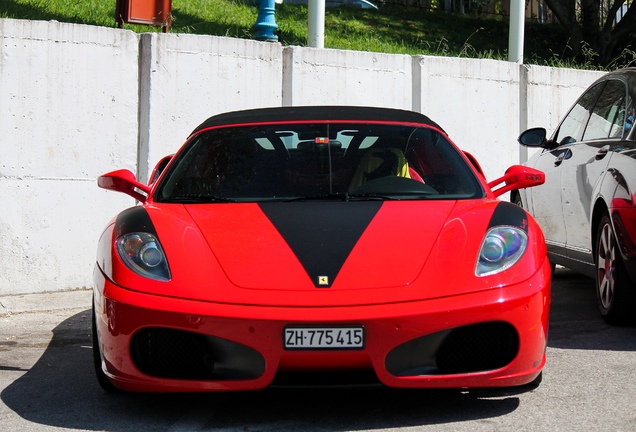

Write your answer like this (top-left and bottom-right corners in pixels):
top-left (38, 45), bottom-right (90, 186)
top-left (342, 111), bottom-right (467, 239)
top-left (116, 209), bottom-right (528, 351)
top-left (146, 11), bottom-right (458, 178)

top-left (190, 106), bottom-right (444, 136)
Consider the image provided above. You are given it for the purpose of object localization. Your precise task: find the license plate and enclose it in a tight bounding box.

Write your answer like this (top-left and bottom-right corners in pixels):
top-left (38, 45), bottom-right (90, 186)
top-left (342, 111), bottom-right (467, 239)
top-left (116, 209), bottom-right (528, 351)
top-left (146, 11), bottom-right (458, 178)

top-left (284, 326), bottom-right (365, 350)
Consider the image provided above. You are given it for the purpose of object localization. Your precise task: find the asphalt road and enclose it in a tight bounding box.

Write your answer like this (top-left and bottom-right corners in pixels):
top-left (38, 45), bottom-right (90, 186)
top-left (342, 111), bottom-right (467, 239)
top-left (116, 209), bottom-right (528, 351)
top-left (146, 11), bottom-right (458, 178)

top-left (1, 268), bottom-right (635, 432)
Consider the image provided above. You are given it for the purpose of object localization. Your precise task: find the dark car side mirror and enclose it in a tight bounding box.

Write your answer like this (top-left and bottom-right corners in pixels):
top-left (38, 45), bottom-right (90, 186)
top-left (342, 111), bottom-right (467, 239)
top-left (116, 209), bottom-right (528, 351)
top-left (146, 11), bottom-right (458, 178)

top-left (518, 128), bottom-right (548, 148)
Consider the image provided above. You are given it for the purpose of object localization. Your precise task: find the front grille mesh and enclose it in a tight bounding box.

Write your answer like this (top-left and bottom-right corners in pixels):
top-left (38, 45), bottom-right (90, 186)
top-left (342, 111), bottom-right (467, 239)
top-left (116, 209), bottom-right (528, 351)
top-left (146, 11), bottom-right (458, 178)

top-left (385, 321), bottom-right (519, 376)
top-left (130, 327), bottom-right (265, 380)
top-left (436, 322), bottom-right (519, 373)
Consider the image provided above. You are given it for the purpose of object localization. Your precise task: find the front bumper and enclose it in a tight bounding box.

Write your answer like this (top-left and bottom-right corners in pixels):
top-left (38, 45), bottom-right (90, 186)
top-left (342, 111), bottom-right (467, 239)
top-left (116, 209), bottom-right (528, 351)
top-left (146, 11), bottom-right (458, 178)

top-left (93, 262), bottom-right (551, 393)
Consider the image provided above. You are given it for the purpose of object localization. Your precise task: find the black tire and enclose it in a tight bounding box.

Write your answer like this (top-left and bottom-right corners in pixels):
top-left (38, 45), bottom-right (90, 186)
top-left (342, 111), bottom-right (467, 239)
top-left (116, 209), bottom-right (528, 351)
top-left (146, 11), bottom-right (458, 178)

top-left (595, 213), bottom-right (636, 325)
top-left (92, 302), bottom-right (122, 392)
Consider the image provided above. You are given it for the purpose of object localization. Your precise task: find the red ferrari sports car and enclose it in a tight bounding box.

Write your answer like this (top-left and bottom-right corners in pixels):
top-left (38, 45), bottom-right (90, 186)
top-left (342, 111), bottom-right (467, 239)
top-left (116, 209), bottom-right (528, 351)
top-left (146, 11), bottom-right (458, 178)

top-left (93, 106), bottom-right (550, 393)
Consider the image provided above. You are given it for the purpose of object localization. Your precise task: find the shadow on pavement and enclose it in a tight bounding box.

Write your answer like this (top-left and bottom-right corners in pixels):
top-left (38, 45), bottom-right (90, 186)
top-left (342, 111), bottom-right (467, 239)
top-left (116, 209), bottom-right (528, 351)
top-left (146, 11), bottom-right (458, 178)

top-left (547, 268), bottom-right (636, 351)
top-left (1, 310), bottom-right (522, 431)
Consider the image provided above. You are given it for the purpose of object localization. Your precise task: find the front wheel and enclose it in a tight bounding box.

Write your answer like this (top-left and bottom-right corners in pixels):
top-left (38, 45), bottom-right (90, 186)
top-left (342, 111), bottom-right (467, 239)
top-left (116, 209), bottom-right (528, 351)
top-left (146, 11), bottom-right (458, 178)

top-left (595, 213), bottom-right (636, 325)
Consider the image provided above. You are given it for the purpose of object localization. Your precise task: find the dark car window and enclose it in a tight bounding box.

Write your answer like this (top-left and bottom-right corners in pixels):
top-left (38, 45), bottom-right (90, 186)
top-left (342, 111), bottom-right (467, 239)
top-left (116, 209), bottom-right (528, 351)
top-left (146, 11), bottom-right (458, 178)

top-left (554, 82), bottom-right (604, 146)
top-left (582, 79), bottom-right (627, 141)
top-left (155, 123), bottom-right (484, 202)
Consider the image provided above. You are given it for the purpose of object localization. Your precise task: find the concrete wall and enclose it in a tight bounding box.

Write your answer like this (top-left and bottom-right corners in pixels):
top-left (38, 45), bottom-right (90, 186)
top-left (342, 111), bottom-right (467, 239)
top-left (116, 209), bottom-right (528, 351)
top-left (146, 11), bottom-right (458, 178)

top-left (0, 18), bottom-right (604, 295)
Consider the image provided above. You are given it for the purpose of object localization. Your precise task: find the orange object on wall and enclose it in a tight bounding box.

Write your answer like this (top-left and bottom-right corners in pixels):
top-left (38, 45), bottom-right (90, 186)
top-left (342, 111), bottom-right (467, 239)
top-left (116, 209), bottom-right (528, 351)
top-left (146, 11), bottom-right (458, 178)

top-left (115, 0), bottom-right (173, 32)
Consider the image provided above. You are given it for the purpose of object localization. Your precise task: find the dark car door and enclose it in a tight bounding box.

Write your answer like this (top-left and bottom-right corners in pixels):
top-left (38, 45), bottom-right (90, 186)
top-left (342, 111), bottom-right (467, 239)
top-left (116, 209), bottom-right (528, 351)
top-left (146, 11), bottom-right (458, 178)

top-left (561, 79), bottom-right (627, 265)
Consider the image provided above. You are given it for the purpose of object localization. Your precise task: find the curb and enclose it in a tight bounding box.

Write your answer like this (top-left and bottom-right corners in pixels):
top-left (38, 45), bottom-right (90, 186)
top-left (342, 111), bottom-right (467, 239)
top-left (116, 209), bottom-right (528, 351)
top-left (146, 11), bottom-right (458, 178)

top-left (0, 289), bottom-right (92, 316)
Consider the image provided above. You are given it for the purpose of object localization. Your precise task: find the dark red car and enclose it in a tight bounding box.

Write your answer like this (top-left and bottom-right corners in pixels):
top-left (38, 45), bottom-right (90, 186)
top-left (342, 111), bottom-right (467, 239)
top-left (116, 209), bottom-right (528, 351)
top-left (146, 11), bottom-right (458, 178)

top-left (94, 106), bottom-right (549, 392)
top-left (515, 68), bottom-right (636, 325)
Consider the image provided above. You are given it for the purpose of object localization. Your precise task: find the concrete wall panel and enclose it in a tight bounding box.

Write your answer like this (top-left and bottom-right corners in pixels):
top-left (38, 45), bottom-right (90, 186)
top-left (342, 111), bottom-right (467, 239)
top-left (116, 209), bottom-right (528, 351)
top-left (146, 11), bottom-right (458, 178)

top-left (138, 34), bottom-right (284, 181)
top-left (0, 19), bottom-right (140, 178)
top-left (415, 56), bottom-right (521, 180)
top-left (525, 65), bottom-right (604, 133)
top-left (0, 19), bottom-right (139, 295)
top-left (0, 178), bottom-right (133, 294)
top-left (282, 47), bottom-right (412, 108)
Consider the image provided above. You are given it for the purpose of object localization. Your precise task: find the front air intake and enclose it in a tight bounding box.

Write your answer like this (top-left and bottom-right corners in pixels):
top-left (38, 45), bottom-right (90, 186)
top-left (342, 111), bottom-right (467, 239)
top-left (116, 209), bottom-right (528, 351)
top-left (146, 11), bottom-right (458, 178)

top-left (130, 328), bottom-right (265, 380)
top-left (386, 321), bottom-right (519, 376)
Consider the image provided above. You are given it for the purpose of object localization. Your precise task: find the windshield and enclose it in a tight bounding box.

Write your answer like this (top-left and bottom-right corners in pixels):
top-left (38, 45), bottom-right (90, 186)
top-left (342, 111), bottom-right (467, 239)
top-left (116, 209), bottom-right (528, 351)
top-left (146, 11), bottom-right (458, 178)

top-left (155, 122), bottom-right (484, 202)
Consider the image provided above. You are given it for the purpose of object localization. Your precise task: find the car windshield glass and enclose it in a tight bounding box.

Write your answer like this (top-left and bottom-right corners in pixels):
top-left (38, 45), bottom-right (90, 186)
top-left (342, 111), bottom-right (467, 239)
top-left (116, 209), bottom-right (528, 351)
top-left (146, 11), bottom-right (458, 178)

top-left (154, 122), bottom-right (484, 202)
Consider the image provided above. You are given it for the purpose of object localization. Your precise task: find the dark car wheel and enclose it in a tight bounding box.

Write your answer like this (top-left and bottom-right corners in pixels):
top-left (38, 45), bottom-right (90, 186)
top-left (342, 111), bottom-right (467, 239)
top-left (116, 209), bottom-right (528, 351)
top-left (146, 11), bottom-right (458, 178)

top-left (595, 213), bottom-right (636, 325)
top-left (92, 302), bottom-right (122, 392)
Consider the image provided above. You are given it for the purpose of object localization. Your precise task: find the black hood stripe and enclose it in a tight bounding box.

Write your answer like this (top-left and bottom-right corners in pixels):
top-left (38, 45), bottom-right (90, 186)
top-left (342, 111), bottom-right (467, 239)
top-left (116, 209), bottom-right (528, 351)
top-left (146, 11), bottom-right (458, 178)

top-left (258, 201), bottom-right (383, 288)
top-left (488, 201), bottom-right (529, 232)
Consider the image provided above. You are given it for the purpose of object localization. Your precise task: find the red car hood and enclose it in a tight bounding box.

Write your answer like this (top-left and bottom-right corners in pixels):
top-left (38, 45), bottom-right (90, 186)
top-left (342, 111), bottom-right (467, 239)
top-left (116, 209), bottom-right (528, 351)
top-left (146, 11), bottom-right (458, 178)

top-left (183, 201), bottom-right (456, 291)
top-left (108, 199), bottom-right (544, 306)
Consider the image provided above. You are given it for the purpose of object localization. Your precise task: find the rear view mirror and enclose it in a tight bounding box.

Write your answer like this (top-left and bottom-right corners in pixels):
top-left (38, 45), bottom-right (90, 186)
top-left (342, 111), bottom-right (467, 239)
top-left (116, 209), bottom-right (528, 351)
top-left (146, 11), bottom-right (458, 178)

top-left (487, 165), bottom-right (545, 198)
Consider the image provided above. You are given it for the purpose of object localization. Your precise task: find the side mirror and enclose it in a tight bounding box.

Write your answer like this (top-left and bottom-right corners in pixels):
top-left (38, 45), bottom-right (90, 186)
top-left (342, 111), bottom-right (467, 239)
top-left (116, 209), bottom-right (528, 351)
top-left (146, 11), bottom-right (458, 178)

top-left (98, 169), bottom-right (151, 202)
top-left (518, 128), bottom-right (547, 148)
top-left (487, 165), bottom-right (545, 198)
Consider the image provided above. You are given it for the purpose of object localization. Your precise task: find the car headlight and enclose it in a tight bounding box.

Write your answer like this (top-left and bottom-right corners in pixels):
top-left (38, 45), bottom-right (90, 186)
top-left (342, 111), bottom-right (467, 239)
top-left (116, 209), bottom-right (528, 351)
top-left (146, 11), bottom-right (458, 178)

top-left (116, 232), bottom-right (171, 281)
top-left (475, 226), bottom-right (527, 277)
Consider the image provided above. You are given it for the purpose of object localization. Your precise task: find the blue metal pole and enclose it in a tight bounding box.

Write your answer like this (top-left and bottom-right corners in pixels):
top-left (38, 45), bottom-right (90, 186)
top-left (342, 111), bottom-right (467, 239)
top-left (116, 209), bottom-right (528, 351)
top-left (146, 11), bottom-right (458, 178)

top-left (254, 0), bottom-right (278, 42)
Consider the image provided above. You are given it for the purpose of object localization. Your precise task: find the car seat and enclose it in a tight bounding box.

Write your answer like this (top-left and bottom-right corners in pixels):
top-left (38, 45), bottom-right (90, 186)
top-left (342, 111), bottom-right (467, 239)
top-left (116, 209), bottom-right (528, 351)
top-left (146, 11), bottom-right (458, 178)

top-left (348, 147), bottom-right (414, 192)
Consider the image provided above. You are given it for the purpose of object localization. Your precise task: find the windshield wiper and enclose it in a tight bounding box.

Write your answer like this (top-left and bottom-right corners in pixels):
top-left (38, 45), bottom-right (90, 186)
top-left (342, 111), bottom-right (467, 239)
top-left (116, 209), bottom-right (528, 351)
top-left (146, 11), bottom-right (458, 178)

top-left (283, 193), bottom-right (386, 202)
top-left (166, 194), bottom-right (237, 203)
top-left (349, 191), bottom-right (437, 200)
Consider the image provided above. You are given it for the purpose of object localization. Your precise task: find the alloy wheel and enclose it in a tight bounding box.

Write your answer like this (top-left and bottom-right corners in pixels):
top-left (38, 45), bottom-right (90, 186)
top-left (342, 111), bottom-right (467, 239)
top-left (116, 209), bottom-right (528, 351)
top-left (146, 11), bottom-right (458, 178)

top-left (596, 221), bottom-right (616, 310)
